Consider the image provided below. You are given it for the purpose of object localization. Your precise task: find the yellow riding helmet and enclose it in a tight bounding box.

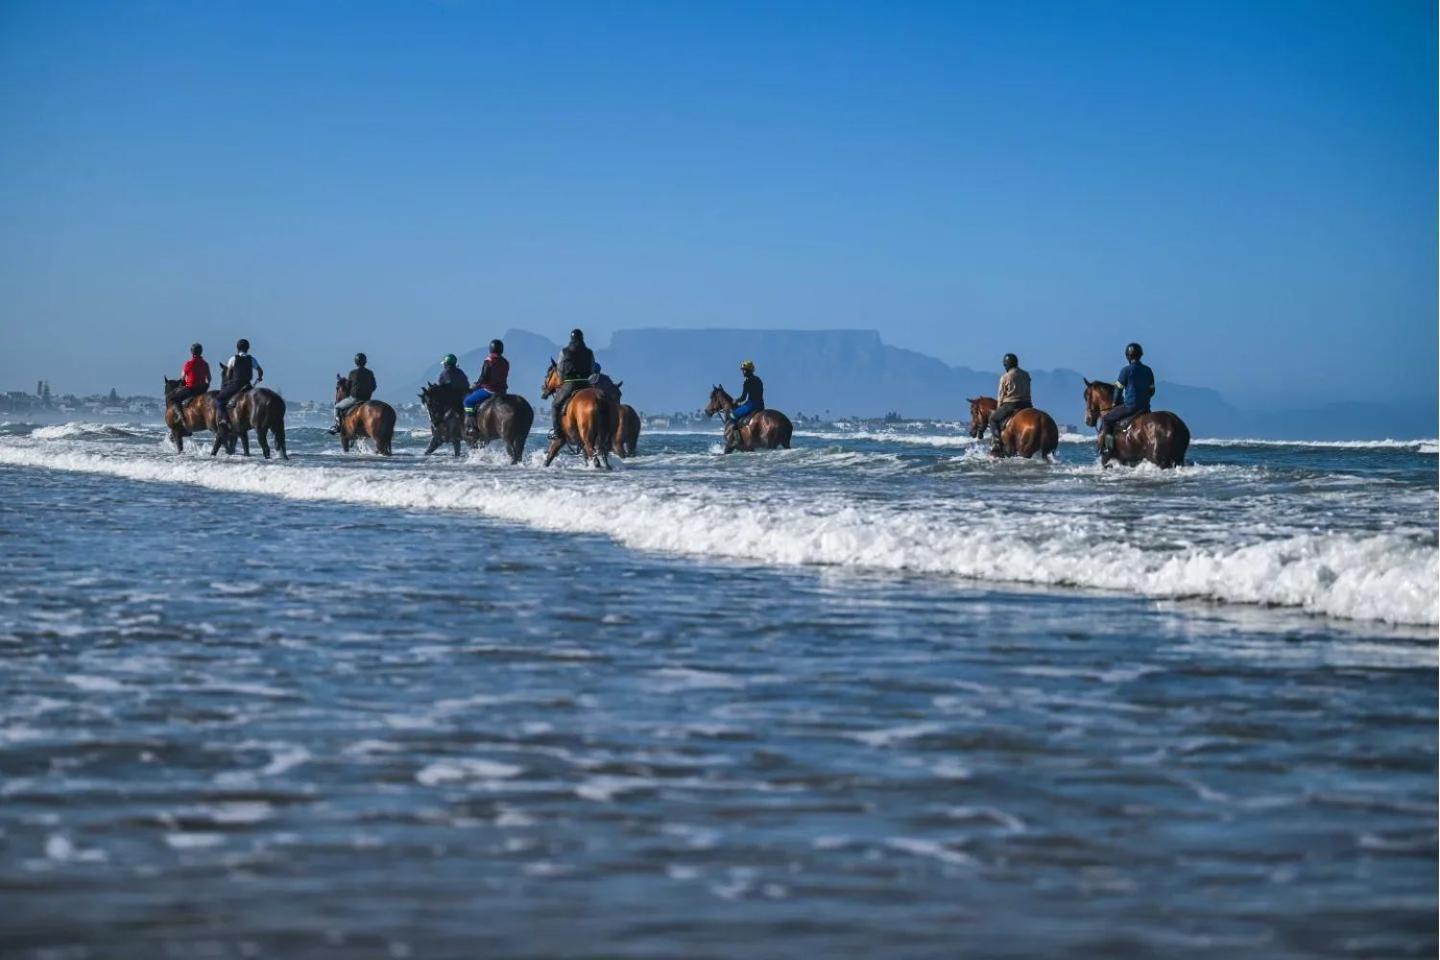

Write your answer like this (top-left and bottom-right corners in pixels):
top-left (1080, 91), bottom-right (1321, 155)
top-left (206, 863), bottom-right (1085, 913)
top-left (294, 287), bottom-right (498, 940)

top-left (740, 360), bottom-right (755, 372)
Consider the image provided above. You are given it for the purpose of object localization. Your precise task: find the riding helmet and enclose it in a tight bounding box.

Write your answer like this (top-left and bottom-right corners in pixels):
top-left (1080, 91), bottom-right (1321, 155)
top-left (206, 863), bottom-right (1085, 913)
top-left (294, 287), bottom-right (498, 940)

top-left (1002, 353), bottom-right (1018, 369)
top-left (570, 328), bottom-right (584, 342)
top-left (489, 339), bottom-right (504, 355)
top-left (740, 359), bottom-right (755, 372)
top-left (354, 352), bottom-right (367, 366)
top-left (1125, 342), bottom-right (1143, 360)
top-left (191, 342), bottom-right (204, 356)
top-left (236, 338), bottom-right (250, 352)
top-left (593, 362), bottom-right (602, 373)
top-left (441, 353), bottom-right (457, 367)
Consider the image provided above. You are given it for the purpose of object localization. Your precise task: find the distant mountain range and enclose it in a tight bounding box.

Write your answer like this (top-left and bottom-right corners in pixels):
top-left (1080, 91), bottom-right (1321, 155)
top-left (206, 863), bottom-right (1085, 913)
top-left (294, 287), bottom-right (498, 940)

top-left (414, 328), bottom-right (1435, 439)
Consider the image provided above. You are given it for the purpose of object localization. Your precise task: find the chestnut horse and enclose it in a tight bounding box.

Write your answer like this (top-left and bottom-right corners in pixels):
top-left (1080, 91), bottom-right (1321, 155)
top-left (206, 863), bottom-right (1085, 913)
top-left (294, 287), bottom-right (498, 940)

top-left (704, 385), bottom-right (793, 452)
top-left (540, 360), bottom-right (613, 469)
top-left (334, 375), bottom-right (396, 456)
top-left (1082, 379), bottom-right (1190, 468)
top-left (162, 377), bottom-right (230, 455)
top-left (616, 403), bottom-right (641, 458)
top-left (967, 397), bottom-right (1059, 460)
top-left (226, 387), bottom-right (289, 460)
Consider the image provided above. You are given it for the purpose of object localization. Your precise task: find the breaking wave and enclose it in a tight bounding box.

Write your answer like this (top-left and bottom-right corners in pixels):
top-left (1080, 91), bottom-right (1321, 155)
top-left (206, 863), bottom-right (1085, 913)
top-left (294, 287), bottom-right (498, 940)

top-left (0, 441), bottom-right (1433, 626)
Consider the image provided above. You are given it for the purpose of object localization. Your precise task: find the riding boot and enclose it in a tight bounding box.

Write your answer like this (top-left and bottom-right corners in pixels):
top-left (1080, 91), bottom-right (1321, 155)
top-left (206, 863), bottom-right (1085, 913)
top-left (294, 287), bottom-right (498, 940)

top-left (463, 412), bottom-right (478, 440)
top-left (327, 416), bottom-right (341, 435)
top-left (990, 437), bottom-right (1005, 457)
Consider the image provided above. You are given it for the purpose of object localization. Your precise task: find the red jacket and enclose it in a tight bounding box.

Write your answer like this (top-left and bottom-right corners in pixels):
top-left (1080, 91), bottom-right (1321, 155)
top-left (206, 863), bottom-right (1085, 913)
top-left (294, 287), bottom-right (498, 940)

top-left (477, 354), bottom-right (509, 393)
top-left (182, 357), bottom-right (211, 390)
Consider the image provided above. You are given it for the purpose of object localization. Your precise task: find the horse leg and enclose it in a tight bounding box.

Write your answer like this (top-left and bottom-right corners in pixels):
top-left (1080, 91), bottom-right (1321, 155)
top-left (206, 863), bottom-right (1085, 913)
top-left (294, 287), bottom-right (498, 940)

top-left (210, 434), bottom-right (223, 456)
top-left (424, 435), bottom-right (441, 455)
top-left (258, 428), bottom-right (271, 459)
top-left (544, 436), bottom-right (564, 466)
top-left (240, 430), bottom-right (250, 456)
top-left (273, 420), bottom-right (288, 460)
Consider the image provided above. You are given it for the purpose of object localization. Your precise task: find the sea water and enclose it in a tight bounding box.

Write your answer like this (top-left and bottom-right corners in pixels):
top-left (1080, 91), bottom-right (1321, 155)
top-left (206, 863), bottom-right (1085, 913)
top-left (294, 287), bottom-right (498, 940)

top-left (0, 421), bottom-right (1435, 957)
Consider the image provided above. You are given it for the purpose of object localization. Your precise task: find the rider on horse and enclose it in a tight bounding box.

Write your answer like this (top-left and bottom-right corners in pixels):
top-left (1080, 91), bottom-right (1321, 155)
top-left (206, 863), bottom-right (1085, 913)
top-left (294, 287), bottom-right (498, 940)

top-left (1098, 342), bottom-right (1155, 452)
top-left (216, 339), bottom-right (263, 426)
top-left (549, 329), bottom-right (595, 440)
top-left (168, 342), bottom-right (211, 416)
top-left (437, 353), bottom-right (469, 392)
top-left (589, 361), bottom-right (622, 404)
top-left (988, 353), bottom-right (1032, 455)
top-left (463, 340), bottom-right (509, 434)
top-left (729, 360), bottom-right (764, 428)
top-left (331, 352), bottom-right (376, 434)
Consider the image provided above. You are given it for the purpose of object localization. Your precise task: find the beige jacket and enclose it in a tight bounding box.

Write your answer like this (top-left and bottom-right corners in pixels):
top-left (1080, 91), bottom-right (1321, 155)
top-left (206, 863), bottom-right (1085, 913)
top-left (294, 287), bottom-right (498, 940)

top-left (996, 367), bottom-right (1032, 405)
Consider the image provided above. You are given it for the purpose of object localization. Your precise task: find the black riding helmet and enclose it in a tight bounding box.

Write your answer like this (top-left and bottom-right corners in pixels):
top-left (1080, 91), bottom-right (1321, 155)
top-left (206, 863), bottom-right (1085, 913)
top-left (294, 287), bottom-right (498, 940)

top-left (570, 328), bottom-right (584, 342)
top-left (1002, 353), bottom-right (1018, 369)
top-left (490, 339), bottom-right (504, 355)
top-left (191, 342), bottom-right (204, 356)
top-left (354, 352), bottom-right (367, 367)
top-left (236, 338), bottom-right (250, 352)
top-left (1125, 342), bottom-right (1144, 360)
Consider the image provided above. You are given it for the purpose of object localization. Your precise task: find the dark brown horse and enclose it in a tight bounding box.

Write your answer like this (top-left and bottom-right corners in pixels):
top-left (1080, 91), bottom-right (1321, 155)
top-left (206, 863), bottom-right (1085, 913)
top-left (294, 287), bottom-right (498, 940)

top-left (1082, 379), bottom-right (1190, 468)
top-left (704, 385), bottom-right (793, 452)
top-left (967, 396), bottom-right (1059, 460)
top-left (420, 382), bottom-right (465, 457)
top-left (334, 375), bottom-right (396, 456)
top-left (226, 387), bottom-right (289, 460)
top-left (466, 393), bottom-right (535, 464)
top-left (162, 377), bottom-right (230, 455)
top-left (540, 360), bottom-right (613, 469)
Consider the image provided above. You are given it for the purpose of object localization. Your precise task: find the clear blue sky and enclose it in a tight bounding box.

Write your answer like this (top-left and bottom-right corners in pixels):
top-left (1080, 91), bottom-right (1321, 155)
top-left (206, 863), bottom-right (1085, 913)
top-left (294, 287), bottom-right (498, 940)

top-left (1, 0), bottom-right (1434, 405)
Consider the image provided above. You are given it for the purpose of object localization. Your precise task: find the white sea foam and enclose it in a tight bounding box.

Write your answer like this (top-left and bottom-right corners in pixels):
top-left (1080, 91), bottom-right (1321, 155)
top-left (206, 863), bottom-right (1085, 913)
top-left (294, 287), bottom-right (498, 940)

top-left (0, 440), bottom-right (1434, 626)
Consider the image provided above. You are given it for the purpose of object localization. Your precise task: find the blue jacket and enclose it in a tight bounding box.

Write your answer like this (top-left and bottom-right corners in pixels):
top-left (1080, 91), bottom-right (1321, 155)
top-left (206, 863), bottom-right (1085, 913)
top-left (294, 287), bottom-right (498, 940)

top-left (1117, 361), bottom-right (1155, 409)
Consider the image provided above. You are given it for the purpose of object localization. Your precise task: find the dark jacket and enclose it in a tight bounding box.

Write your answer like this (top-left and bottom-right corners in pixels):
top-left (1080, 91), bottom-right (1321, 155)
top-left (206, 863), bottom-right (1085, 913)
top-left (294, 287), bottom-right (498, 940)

top-left (346, 367), bottom-right (377, 402)
top-left (736, 373), bottom-right (764, 410)
top-left (226, 354), bottom-right (255, 386)
top-left (559, 340), bottom-right (595, 381)
top-left (437, 366), bottom-right (468, 391)
top-left (477, 354), bottom-right (510, 393)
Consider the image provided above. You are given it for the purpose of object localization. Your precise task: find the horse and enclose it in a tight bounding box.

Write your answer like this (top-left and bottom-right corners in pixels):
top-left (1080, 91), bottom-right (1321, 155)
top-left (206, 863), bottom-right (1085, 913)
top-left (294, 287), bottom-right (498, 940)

top-left (967, 396), bottom-right (1059, 460)
top-left (162, 377), bottom-right (231, 455)
top-left (540, 360), bottom-right (613, 469)
top-left (226, 387), bottom-right (289, 460)
top-left (334, 375), bottom-right (396, 456)
top-left (610, 380), bottom-right (641, 458)
top-left (704, 385), bottom-right (793, 452)
top-left (457, 389), bottom-right (535, 464)
top-left (1082, 379), bottom-right (1190, 468)
top-left (420, 382), bottom-right (465, 457)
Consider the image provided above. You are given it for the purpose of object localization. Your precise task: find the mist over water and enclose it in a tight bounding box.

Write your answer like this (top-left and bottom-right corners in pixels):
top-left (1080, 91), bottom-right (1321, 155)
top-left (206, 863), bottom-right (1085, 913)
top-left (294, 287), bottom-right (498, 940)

top-left (1, 420), bottom-right (1435, 957)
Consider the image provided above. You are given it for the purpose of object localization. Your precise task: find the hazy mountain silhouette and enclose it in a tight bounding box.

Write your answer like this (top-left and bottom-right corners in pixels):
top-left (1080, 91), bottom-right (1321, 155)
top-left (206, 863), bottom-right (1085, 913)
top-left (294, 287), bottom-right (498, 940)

top-left (413, 328), bottom-right (1430, 438)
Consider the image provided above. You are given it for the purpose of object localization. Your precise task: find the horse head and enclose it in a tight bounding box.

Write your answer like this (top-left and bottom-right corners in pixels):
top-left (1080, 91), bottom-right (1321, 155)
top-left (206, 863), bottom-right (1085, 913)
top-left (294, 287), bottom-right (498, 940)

top-left (704, 383), bottom-right (732, 418)
top-left (540, 358), bottom-right (559, 398)
top-left (335, 374), bottom-right (349, 404)
top-left (966, 397), bottom-right (993, 438)
top-left (1082, 378), bottom-right (1116, 427)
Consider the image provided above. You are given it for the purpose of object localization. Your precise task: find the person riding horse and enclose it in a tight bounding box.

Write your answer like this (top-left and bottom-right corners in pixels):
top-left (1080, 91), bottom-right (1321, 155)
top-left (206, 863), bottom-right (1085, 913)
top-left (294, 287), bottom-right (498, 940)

top-left (216, 339), bottom-right (263, 426)
top-left (988, 353), bottom-right (1032, 456)
top-left (549, 329), bottom-right (595, 440)
top-left (167, 342), bottom-right (211, 418)
top-left (331, 352), bottom-right (376, 434)
top-left (463, 340), bottom-right (508, 437)
top-left (1098, 342), bottom-right (1156, 452)
top-left (437, 353), bottom-right (469, 393)
top-left (727, 360), bottom-right (764, 437)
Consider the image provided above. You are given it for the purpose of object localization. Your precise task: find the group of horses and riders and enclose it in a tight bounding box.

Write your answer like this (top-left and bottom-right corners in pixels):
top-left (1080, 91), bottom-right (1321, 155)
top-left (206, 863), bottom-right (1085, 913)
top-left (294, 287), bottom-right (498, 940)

top-left (163, 333), bottom-right (1187, 470)
top-left (968, 341), bottom-right (1189, 467)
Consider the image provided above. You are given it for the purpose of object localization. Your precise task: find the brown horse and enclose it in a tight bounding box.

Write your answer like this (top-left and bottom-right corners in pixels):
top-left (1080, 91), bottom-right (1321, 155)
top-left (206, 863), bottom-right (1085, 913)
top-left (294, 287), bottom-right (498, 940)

top-left (226, 387), bottom-right (289, 460)
top-left (463, 392), bottom-right (535, 464)
top-left (540, 360), bottom-right (613, 469)
top-left (420, 382), bottom-right (466, 457)
top-left (334, 375), bottom-right (396, 456)
top-left (162, 377), bottom-right (230, 455)
top-left (704, 385), bottom-right (793, 452)
top-left (608, 379), bottom-right (641, 458)
top-left (967, 396), bottom-right (1059, 460)
top-left (1082, 379), bottom-right (1190, 468)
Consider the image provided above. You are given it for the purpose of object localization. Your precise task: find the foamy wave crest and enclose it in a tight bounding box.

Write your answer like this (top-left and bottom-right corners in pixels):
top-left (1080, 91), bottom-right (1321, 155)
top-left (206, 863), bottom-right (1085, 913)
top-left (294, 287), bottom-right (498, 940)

top-left (1191, 437), bottom-right (1438, 452)
top-left (0, 443), bottom-right (1433, 626)
top-left (30, 422), bottom-right (152, 441)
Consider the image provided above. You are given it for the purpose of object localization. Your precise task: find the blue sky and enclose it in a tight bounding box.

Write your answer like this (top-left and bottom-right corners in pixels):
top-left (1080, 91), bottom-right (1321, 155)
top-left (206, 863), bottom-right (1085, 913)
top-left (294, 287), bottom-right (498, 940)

top-left (0, 0), bottom-right (1434, 405)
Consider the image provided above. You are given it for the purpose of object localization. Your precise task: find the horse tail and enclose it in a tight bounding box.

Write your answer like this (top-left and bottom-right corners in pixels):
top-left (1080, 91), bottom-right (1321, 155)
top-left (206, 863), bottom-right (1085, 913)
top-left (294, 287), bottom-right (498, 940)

top-left (776, 412), bottom-right (793, 449)
top-left (596, 396), bottom-right (615, 468)
top-left (1171, 414), bottom-right (1191, 468)
top-left (1040, 411), bottom-right (1060, 460)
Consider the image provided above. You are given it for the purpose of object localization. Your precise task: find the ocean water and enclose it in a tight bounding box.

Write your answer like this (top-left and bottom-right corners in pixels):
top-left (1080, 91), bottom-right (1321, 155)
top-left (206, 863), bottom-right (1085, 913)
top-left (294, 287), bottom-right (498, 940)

top-left (0, 420), bottom-right (1435, 958)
